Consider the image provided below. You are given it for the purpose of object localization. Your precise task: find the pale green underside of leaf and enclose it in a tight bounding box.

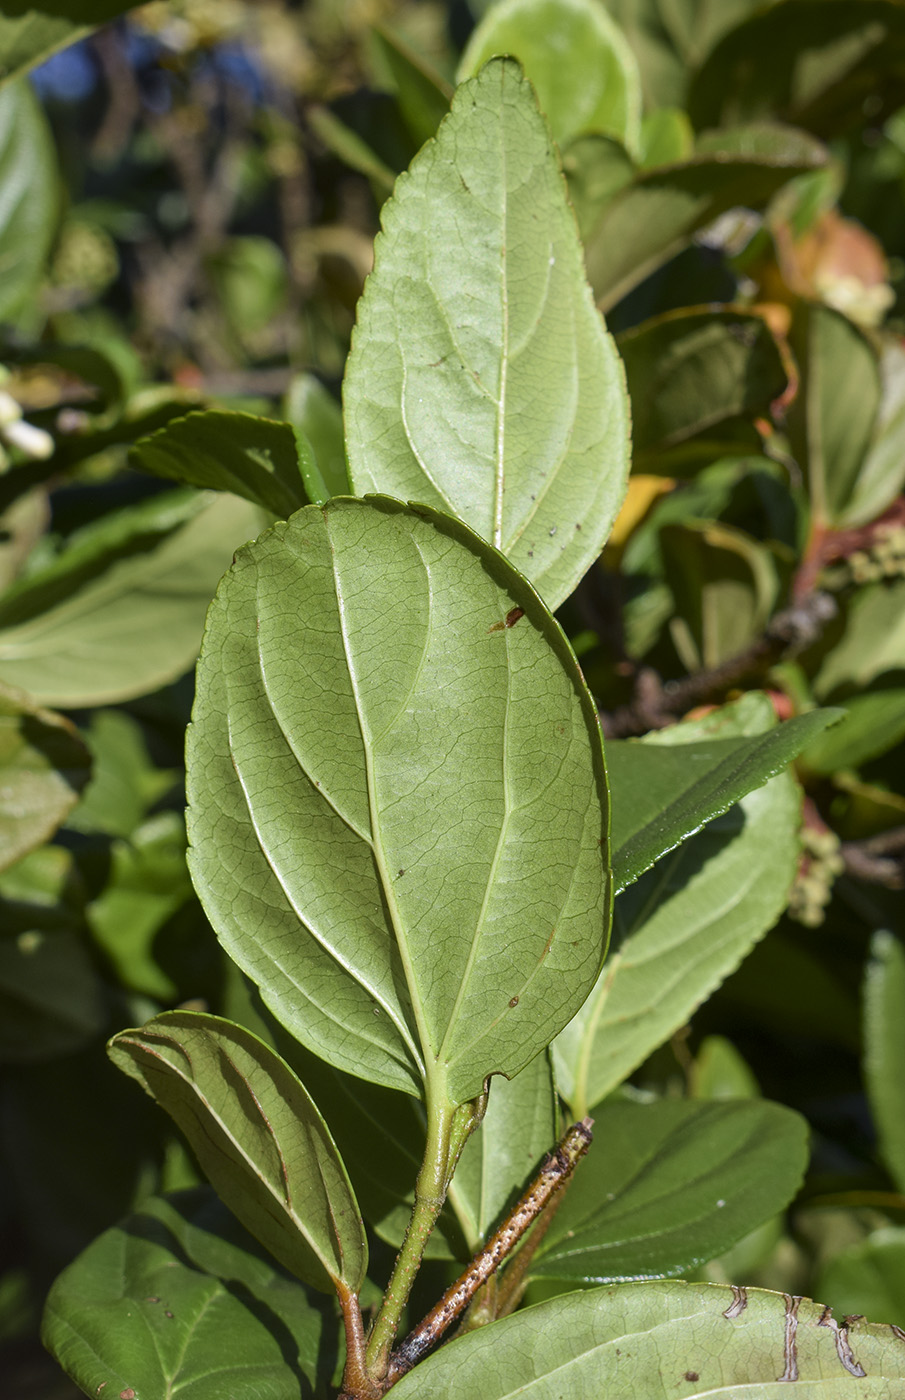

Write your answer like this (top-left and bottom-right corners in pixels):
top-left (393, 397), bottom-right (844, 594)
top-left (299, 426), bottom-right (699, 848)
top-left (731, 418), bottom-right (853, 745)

top-left (457, 0), bottom-right (642, 153)
top-left (343, 58), bottom-right (631, 613)
top-left (109, 1011), bottom-right (367, 1294)
top-left (0, 493), bottom-right (262, 706)
top-left (0, 77), bottom-right (56, 320)
top-left (553, 694), bottom-right (802, 1114)
top-left (449, 1050), bottom-right (556, 1250)
top-left (390, 1281), bottom-right (905, 1398)
top-left (187, 497), bottom-right (609, 1104)
top-left (42, 1188), bottom-right (328, 1400)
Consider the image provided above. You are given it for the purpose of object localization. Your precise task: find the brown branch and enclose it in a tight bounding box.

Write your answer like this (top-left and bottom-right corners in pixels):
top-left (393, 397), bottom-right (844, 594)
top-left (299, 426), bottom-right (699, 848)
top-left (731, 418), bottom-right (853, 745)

top-left (384, 1119), bottom-right (593, 1386)
top-left (841, 826), bottom-right (905, 888)
top-left (601, 592), bottom-right (837, 738)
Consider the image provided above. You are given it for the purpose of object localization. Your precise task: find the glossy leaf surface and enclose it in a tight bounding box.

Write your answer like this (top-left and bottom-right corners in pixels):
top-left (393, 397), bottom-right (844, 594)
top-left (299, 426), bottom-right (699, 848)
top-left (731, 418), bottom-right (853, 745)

top-left (0, 77), bottom-right (56, 320)
top-left (187, 497), bottom-right (609, 1103)
top-left (585, 126), bottom-right (826, 310)
top-left (42, 1188), bottom-right (330, 1400)
top-left (864, 931), bottom-right (905, 1195)
top-left (390, 1280), bottom-right (905, 1397)
top-left (532, 1098), bottom-right (808, 1281)
top-left (555, 695), bottom-right (803, 1114)
top-left (130, 409), bottom-right (309, 518)
top-left (109, 1011), bottom-right (367, 1294)
top-left (344, 58), bottom-right (631, 612)
top-left (0, 678), bottom-right (90, 871)
top-left (605, 695), bottom-right (837, 892)
top-left (0, 491), bottom-right (262, 705)
top-left (457, 0), bottom-right (642, 152)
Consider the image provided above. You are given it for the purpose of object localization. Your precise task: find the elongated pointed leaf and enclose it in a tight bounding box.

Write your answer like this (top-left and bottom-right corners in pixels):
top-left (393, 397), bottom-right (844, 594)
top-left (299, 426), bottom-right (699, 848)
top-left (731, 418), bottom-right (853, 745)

top-left (187, 497), bottom-right (610, 1104)
top-left (130, 410), bottom-right (309, 518)
top-left (42, 1189), bottom-right (331, 1400)
top-left (0, 678), bottom-right (90, 871)
top-left (390, 1280), bottom-right (905, 1397)
top-left (836, 337), bottom-right (905, 528)
top-left (865, 931), bottom-right (905, 1195)
top-left (606, 694), bottom-right (840, 893)
top-left (0, 492), bottom-right (262, 706)
top-left (109, 1011), bottom-right (367, 1294)
top-left (554, 695), bottom-right (803, 1114)
top-left (0, 78), bottom-right (56, 320)
top-left (343, 58), bottom-right (631, 612)
top-left (457, 0), bottom-right (642, 153)
top-left (283, 372), bottom-right (349, 501)
top-left (533, 1098), bottom-right (808, 1282)
top-left (449, 1052), bottom-right (557, 1251)
top-left (585, 126), bottom-right (826, 311)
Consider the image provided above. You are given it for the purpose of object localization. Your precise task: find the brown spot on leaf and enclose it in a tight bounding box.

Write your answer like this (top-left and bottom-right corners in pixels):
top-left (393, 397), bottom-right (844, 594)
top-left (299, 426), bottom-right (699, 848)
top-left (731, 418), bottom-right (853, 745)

top-left (488, 607), bottom-right (525, 634)
top-left (120, 1391), bottom-right (135, 1399)
top-left (508, 996), bottom-right (519, 1008)
top-left (684, 1372), bottom-right (699, 1383)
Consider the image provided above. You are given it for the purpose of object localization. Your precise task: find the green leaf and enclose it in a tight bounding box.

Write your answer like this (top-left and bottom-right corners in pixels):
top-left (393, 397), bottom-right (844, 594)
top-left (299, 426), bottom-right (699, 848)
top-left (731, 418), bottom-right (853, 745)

top-left (604, 0), bottom-right (762, 110)
top-left (812, 579), bottom-right (905, 699)
top-left (66, 708), bottom-right (177, 839)
top-left (0, 78), bottom-right (57, 321)
top-left (187, 498), bottom-right (610, 1104)
top-left (554, 694), bottom-right (804, 1114)
top-left (0, 491), bottom-right (263, 706)
top-left (109, 1011), bottom-right (368, 1294)
top-left (87, 812), bottom-right (195, 1002)
top-left (689, 0), bottom-right (905, 136)
top-left (282, 372), bottom-right (349, 501)
top-left (457, 0), bottom-right (641, 153)
top-left (817, 1228), bottom-right (905, 1329)
top-left (605, 693), bottom-right (839, 892)
top-left (205, 235), bottom-right (287, 339)
top-left (369, 23), bottom-right (452, 148)
top-left (639, 108), bottom-right (694, 168)
top-left (584, 125), bottom-right (826, 311)
top-left (865, 931), bottom-right (905, 1195)
top-left (660, 520), bottom-right (789, 671)
top-left (691, 1034), bottom-right (760, 1100)
top-left (801, 690), bottom-right (905, 774)
top-left (130, 409), bottom-right (309, 518)
top-left (0, 677), bottom-right (90, 872)
top-left (532, 1098), bottom-right (808, 1282)
top-left (618, 308), bottom-right (788, 467)
top-left (561, 133), bottom-right (636, 239)
top-left (42, 1188), bottom-right (331, 1400)
top-left (343, 58), bottom-right (631, 612)
top-left (835, 337), bottom-right (905, 529)
top-left (0, 847), bottom-right (104, 1063)
top-left (389, 1280), bottom-right (905, 1397)
top-left (449, 1052), bottom-right (557, 1251)
top-left (787, 303), bottom-right (882, 526)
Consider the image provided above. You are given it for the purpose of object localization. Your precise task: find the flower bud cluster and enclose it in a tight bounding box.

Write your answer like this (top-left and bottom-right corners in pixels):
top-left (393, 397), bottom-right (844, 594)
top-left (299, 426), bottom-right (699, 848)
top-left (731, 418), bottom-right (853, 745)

top-left (788, 825), bottom-right (845, 927)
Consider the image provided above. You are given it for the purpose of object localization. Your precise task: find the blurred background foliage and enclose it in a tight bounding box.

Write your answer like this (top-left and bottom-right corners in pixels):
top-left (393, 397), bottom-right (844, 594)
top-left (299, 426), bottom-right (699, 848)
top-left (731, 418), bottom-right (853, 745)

top-left (3, 0), bottom-right (905, 1394)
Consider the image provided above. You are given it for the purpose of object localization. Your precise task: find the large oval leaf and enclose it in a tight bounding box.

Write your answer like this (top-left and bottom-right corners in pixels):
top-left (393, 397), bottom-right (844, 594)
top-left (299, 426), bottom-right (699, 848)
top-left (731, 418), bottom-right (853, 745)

top-left (532, 1098), bottom-right (808, 1282)
top-left (0, 491), bottom-right (262, 706)
top-left (553, 694), bottom-right (801, 1114)
top-left (42, 1188), bottom-right (332, 1400)
top-left (457, 0), bottom-right (642, 153)
top-left (390, 1280), bottom-right (905, 1397)
top-left (187, 497), bottom-right (610, 1104)
top-left (343, 58), bottom-right (631, 612)
top-left (109, 1011), bottom-right (367, 1295)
